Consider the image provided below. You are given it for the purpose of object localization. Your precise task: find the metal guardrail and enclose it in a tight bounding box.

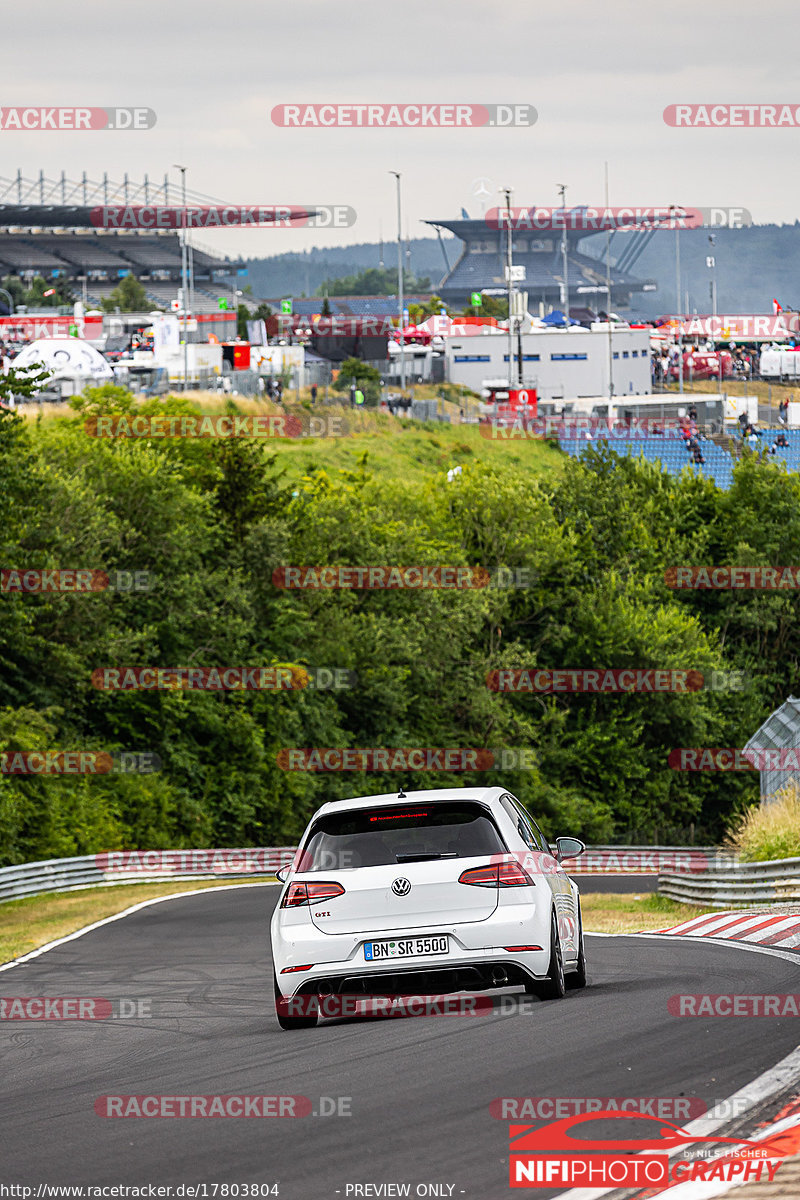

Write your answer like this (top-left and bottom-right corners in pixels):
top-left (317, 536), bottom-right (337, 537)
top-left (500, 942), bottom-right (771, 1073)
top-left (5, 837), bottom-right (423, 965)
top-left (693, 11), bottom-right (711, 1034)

top-left (658, 855), bottom-right (800, 907)
top-left (0, 845), bottom-right (722, 906)
top-left (0, 849), bottom-right (296, 904)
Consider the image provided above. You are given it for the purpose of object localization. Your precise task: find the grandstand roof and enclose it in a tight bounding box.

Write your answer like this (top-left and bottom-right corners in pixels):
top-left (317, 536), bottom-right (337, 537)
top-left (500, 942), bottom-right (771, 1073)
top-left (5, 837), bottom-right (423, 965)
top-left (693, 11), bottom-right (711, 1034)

top-left (426, 216), bottom-right (657, 305)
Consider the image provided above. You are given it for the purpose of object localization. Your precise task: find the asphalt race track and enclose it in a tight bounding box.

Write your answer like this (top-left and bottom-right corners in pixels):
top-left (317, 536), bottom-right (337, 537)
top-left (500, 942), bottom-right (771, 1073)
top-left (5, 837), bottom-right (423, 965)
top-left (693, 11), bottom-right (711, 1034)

top-left (2, 884), bottom-right (799, 1199)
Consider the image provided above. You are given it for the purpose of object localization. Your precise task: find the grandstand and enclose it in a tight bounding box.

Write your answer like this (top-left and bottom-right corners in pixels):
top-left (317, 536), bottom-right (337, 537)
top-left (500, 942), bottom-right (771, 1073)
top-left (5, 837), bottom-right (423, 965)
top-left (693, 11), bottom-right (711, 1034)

top-left (0, 171), bottom-right (246, 313)
top-left (558, 430), bottom-right (736, 489)
top-left (425, 216), bottom-right (656, 311)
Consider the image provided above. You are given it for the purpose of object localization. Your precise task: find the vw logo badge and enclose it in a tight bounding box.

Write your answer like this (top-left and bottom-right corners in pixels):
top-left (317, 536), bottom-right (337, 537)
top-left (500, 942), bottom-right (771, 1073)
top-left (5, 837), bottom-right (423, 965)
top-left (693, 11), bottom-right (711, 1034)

top-left (391, 877), bottom-right (412, 897)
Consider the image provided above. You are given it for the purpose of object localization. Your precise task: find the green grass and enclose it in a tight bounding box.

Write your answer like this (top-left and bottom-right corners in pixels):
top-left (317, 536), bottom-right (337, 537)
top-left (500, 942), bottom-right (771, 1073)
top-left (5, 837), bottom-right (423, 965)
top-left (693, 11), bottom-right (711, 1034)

top-left (580, 891), bottom-right (712, 933)
top-left (0, 877), bottom-right (276, 966)
top-left (24, 394), bottom-right (566, 485)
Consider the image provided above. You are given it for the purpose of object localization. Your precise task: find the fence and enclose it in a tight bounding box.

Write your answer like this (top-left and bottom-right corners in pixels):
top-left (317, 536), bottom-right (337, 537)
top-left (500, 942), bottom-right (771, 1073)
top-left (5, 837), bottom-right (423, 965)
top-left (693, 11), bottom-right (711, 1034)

top-left (0, 845), bottom-right (719, 906)
top-left (0, 849), bottom-right (296, 904)
top-left (658, 856), bottom-right (800, 907)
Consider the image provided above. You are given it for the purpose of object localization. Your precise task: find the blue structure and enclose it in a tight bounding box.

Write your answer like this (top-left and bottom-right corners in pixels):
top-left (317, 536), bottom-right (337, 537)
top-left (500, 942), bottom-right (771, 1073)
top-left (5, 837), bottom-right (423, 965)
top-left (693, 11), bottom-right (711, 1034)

top-left (558, 431), bottom-right (736, 489)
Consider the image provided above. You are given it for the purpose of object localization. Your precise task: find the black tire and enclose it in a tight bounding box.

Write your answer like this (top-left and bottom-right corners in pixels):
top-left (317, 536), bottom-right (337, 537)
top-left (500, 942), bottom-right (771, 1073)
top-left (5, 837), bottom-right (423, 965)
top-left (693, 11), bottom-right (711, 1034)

top-left (274, 973), bottom-right (318, 1030)
top-left (529, 911), bottom-right (566, 1001)
top-left (565, 904), bottom-right (587, 990)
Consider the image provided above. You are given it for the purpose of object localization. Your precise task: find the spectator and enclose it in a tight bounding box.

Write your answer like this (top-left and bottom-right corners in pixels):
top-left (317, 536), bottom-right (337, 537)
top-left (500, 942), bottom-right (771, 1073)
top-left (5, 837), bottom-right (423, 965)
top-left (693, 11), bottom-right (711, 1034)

top-left (310, 384), bottom-right (318, 404)
top-left (778, 398), bottom-right (789, 425)
top-left (688, 404), bottom-right (698, 422)
top-left (692, 446), bottom-right (705, 465)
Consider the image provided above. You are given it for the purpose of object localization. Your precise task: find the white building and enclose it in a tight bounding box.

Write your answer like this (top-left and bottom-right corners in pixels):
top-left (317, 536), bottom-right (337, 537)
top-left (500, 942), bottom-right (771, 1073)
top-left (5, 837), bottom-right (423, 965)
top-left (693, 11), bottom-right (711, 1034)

top-left (444, 326), bottom-right (651, 400)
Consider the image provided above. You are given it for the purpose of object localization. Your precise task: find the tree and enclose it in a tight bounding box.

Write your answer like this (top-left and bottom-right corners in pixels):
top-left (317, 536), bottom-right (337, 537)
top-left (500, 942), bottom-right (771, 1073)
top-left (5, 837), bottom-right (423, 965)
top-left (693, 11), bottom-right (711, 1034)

top-left (463, 294), bottom-right (507, 319)
top-left (100, 274), bottom-right (150, 313)
top-left (237, 303), bottom-right (251, 339)
top-left (408, 294), bottom-right (448, 323)
top-left (0, 363), bottom-right (52, 406)
top-left (320, 296), bottom-right (332, 317)
top-left (332, 357), bottom-right (381, 405)
top-left (315, 267), bottom-right (432, 297)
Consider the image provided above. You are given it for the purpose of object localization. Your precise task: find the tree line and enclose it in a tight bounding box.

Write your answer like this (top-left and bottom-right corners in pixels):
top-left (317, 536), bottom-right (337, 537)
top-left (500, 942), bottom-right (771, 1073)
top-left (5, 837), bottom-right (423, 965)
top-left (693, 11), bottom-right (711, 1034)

top-left (1, 391), bottom-right (794, 864)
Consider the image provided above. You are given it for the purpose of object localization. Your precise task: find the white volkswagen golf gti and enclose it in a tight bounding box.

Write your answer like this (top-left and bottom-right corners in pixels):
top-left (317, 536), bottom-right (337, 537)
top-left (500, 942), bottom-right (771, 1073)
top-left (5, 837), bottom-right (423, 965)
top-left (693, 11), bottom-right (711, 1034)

top-left (270, 786), bottom-right (586, 1029)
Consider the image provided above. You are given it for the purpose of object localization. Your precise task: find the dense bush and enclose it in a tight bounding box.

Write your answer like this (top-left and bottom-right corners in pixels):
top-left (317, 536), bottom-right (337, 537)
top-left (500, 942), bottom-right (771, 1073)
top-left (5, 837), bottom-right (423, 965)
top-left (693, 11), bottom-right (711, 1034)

top-left (726, 788), bottom-right (800, 861)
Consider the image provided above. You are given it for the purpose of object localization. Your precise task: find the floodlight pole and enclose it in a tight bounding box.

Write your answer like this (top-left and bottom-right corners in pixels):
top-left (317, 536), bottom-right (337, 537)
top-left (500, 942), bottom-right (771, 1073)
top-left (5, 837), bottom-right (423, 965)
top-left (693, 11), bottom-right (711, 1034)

top-left (503, 187), bottom-right (514, 389)
top-left (174, 164), bottom-right (188, 391)
top-left (671, 205), bottom-right (684, 395)
top-left (390, 172), bottom-right (406, 391)
top-left (604, 163), bottom-right (613, 405)
top-left (558, 184), bottom-right (569, 325)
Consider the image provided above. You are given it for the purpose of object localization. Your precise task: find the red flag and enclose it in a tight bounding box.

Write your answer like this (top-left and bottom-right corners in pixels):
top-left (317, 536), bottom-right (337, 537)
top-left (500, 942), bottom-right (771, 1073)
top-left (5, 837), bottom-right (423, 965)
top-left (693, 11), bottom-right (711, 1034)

top-left (773, 299), bottom-right (783, 314)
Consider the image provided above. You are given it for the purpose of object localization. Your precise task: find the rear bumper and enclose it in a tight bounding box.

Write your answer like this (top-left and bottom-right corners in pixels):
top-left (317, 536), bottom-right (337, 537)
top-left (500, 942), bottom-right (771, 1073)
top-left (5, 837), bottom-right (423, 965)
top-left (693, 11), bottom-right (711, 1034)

top-left (289, 958), bottom-right (539, 997)
top-left (271, 911), bottom-right (554, 999)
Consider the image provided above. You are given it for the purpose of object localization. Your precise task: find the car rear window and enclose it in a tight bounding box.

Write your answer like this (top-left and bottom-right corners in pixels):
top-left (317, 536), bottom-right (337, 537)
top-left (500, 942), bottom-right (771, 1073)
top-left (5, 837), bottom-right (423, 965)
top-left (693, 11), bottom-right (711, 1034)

top-left (297, 802), bottom-right (507, 872)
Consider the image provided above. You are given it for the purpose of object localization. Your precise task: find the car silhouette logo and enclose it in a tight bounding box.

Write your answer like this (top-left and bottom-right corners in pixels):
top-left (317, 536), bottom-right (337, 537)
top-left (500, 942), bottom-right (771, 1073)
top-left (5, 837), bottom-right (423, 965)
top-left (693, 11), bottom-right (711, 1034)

top-left (391, 877), bottom-right (412, 896)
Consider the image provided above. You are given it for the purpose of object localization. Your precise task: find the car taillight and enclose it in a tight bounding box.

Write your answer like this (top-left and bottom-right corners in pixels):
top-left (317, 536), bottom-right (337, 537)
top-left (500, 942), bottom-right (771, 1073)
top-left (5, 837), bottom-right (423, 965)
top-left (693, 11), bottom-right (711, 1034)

top-left (458, 861), bottom-right (535, 887)
top-left (280, 881), bottom-right (345, 908)
top-left (504, 945), bottom-right (543, 951)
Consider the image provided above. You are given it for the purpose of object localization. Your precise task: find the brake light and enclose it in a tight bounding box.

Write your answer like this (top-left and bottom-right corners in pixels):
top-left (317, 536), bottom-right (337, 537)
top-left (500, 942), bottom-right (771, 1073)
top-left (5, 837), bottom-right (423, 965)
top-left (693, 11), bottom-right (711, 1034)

top-left (458, 861), bottom-right (535, 887)
top-left (280, 881), bottom-right (345, 908)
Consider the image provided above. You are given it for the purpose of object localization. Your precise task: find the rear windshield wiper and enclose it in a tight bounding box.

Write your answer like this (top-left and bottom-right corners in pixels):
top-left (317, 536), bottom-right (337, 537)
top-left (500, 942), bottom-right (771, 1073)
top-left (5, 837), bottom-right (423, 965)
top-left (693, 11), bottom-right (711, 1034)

top-left (395, 852), bottom-right (459, 862)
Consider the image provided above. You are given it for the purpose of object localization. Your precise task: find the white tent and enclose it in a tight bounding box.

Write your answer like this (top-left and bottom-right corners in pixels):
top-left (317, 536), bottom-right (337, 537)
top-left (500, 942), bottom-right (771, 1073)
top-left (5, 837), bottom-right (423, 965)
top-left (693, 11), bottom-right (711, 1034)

top-left (13, 337), bottom-right (113, 383)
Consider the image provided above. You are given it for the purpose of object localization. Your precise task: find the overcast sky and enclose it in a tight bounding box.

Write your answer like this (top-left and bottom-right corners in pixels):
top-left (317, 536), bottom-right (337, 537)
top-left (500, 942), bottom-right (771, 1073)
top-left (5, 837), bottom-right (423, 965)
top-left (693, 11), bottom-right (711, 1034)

top-left (3, 0), bottom-right (799, 259)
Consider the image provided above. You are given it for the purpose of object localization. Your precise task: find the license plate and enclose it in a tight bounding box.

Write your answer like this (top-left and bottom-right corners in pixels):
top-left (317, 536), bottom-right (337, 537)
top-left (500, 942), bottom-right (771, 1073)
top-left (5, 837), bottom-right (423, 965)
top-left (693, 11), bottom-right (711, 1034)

top-left (364, 935), bottom-right (449, 961)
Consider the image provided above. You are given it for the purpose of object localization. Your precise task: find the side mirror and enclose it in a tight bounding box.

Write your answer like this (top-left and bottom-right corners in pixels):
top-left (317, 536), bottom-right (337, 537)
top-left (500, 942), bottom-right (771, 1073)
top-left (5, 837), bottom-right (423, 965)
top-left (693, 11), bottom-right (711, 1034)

top-left (555, 836), bottom-right (586, 862)
top-left (275, 866), bottom-right (290, 883)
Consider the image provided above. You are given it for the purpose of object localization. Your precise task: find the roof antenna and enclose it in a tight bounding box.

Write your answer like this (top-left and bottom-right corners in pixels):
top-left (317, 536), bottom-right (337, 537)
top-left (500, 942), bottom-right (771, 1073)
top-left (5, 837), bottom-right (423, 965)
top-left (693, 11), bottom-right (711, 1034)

top-left (398, 785), bottom-right (407, 799)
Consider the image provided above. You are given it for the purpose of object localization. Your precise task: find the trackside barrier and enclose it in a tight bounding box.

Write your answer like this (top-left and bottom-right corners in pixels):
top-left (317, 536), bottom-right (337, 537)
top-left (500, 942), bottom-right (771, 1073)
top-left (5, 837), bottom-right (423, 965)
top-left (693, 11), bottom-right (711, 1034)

top-left (566, 846), bottom-right (725, 875)
top-left (0, 849), bottom-right (296, 904)
top-left (0, 845), bottom-right (724, 906)
top-left (658, 855), bottom-right (800, 907)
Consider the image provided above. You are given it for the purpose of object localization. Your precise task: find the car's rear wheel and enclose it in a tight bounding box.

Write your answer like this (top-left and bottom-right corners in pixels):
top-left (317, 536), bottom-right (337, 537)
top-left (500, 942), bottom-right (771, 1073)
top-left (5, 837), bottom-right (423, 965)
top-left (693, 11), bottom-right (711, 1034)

top-left (528, 911), bottom-right (566, 1001)
top-left (565, 904), bottom-right (587, 990)
top-left (274, 974), bottom-right (318, 1030)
